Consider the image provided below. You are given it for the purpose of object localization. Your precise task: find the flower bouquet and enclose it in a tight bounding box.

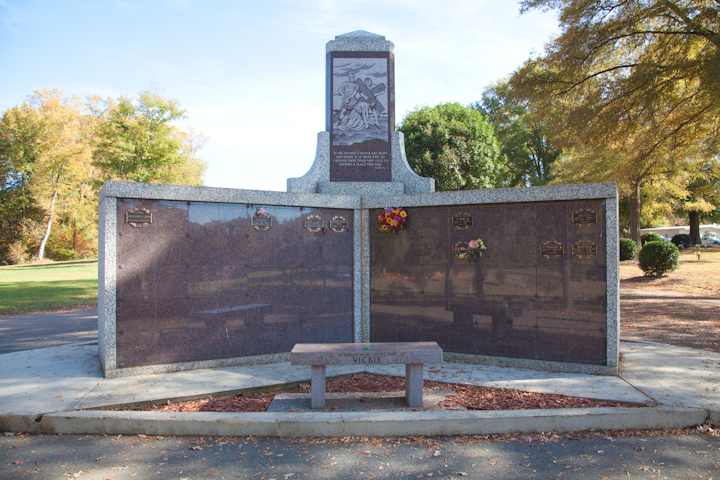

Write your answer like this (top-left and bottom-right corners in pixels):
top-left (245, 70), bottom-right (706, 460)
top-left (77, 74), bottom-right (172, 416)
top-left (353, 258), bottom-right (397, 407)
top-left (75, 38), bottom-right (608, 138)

top-left (378, 207), bottom-right (407, 232)
top-left (458, 238), bottom-right (486, 259)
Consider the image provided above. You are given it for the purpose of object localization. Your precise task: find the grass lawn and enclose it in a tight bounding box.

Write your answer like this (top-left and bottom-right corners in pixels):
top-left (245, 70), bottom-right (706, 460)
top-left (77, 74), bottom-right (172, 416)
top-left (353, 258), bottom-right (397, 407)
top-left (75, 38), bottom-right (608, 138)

top-left (0, 259), bottom-right (98, 315)
top-left (620, 245), bottom-right (720, 296)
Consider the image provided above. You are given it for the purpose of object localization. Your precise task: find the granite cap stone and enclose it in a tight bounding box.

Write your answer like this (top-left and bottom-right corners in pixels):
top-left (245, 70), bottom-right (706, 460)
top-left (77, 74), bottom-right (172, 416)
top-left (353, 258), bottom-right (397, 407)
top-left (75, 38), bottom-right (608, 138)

top-left (327, 30), bottom-right (394, 53)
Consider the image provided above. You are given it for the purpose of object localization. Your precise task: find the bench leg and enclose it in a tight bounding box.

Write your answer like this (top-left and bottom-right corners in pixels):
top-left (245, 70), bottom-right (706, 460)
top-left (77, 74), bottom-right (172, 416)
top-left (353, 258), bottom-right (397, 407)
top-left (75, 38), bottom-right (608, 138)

top-left (311, 365), bottom-right (326, 409)
top-left (405, 364), bottom-right (423, 407)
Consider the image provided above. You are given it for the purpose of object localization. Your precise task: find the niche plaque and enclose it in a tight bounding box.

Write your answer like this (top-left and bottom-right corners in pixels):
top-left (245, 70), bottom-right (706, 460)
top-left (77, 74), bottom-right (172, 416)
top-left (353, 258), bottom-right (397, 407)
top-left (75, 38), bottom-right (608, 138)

top-left (330, 215), bottom-right (348, 233)
top-left (125, 207), bottom-right (152, 228)
top-left (572, 209), bottom-right (597, 228)
top-left (451, 242), bottom-right (470, 257)
top-left (572, 240), bottom-right (598, 258)
top-left (305, 215), bottom-right (325, 232)
top-left (541, 241), bottom-right (565, 259)
top-left (252, 212), bottom-right (272, 231)
top-left (452, 213), bottom-right (473, 230)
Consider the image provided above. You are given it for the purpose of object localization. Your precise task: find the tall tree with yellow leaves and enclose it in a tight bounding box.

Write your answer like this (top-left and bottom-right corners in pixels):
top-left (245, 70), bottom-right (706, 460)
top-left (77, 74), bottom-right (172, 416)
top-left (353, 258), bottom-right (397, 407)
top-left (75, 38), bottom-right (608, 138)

top-left (511, 0), bottom-right (720, 245)
top-left (26, 89), bottom-right (93, 259)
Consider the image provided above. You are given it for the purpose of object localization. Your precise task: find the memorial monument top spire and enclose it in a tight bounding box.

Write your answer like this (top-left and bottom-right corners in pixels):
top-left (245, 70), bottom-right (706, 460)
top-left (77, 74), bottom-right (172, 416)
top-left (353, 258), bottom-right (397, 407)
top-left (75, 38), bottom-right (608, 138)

top-left (327, 30), bottom-right (394, 53)
top-left (288, 32), bottom-right (433, 195)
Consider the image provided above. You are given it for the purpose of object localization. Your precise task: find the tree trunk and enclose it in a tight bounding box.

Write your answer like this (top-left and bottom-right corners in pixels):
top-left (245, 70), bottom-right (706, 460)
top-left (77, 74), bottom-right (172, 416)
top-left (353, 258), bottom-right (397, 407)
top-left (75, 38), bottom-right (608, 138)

top-left (689, 211), bottom-right (701, 245)
top-left (629, 182), bottom-right (642, 249)
top-left (37, 190), bottom-right (57, 260)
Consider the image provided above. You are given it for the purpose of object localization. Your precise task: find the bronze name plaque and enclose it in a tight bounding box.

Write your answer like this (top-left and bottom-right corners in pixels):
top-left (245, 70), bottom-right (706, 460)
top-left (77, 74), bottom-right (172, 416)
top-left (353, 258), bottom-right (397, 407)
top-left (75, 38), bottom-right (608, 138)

top-left (572, 241), bottom-right (598, 258)
top-left (330, 216), bottom-right (348, 233)
top-left (252, 213), bottom-right (272, 231)
top-left (305, 215), bottom-right (324, 233)
top-left (452, 213), bottom-right (473, 230)
top-left (126, 207), bottom-right (152, 228)
top-left (541, 241), bottom-right (565, 259)
top-left (452, 242), bottom-right (470, 257)
top-left (572, 209), bottom-right (597, 228)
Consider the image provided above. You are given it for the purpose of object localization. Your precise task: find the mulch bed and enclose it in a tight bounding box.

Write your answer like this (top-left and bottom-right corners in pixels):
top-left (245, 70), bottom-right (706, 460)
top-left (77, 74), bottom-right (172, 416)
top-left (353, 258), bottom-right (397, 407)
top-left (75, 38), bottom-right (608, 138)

top-left (135, 373), bottom-right (640, 414)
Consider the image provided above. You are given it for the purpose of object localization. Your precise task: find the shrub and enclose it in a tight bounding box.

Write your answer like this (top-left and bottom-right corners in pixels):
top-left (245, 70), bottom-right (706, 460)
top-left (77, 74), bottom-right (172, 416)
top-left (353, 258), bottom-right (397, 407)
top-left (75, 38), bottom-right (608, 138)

top-left (671, 233), bottom-right (692, 249)
top-left (619, 238), bottom-right (637, 261)
top-left (638, 240), bottom-right (679, 277)
top-left (6, 241), bottom-right (29, 265)
top-left (640, 232), bottom-right (663, 246)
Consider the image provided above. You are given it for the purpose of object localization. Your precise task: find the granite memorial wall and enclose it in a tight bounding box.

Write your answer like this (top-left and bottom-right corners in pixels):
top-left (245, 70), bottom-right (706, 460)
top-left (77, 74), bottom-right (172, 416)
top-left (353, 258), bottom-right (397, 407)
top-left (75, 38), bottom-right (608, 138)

top-left (369, 200), bottom-right (608, 365)
top-left (114, 198), bottom-right (354, 369)
top-left (98, 31), bottom-right (618, 378)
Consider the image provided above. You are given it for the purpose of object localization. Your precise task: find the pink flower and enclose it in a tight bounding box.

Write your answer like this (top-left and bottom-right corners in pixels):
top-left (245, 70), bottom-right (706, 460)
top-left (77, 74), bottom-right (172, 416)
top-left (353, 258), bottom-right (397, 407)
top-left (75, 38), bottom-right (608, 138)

top-left (257, 208), bottom-right (266, 215)
top-left (385, 207), bottom-right (393, 214)
top-left (468, 240), bottom-right (480, 249)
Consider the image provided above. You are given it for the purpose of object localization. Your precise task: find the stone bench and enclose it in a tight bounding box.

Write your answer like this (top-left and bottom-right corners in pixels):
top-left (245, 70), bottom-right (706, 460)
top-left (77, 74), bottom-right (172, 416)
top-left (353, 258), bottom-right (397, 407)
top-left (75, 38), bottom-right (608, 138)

top-left (290, 342), bottom-right (443, 409)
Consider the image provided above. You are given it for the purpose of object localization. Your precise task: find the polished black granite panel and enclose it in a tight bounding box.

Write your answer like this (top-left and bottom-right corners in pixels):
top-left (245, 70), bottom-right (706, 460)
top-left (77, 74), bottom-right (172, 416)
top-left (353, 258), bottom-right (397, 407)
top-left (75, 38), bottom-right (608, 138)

top-left (370, 200), bottom-right (608, 366)
top-left (116, 200), bottom-right (354, 369)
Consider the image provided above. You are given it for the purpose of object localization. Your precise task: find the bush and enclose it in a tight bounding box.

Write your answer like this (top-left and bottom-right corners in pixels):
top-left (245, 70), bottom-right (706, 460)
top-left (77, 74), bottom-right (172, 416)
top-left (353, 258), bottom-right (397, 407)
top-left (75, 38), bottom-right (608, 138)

top-left (638, 240), bottom-right (679, 277)
top-left (619, 238), bottom-right (637, 261)
top-left (671, 233), bottom-right (692, 249)
top-left (6, 241), bottom-right (29, 265)
top-left (641, 232), bottom-right (663, 246)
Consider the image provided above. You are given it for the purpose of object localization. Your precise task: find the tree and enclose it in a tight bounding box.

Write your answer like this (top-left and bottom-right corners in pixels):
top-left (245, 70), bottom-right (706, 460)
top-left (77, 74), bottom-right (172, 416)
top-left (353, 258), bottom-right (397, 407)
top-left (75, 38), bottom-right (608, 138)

top-left (398, 103), bottom-right (505, 191)
top-left (0, 103), bottom-right (43, 259)
top-left (512, 0), bottom-right (720, 246)
top-left (679, 155), bottom-right (720, 244)
top-left (0, 88), bottom-right (208, 263)
top-left (475, 80), bottom-right (562, 187)
top-left (27, 90), bottom-right (92, 259)
top-left (93, 90), bottom-right (207, 185)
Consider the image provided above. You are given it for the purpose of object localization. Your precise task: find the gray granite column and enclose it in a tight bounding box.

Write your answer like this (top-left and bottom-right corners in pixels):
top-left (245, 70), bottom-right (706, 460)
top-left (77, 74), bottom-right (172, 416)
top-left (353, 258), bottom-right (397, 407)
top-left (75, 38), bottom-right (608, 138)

top-left (405, 364), bottom-right (423, 407)
top-left (353, 208), bottom-right (363, 343)
top-left (606, 195), bottom-right (620, 369)
top-left (311, 365), bottom-right (326, 409)
top-left (360, 207), bottom-right (371, 343)
top-left (97, 196), bottom-right (117, 373)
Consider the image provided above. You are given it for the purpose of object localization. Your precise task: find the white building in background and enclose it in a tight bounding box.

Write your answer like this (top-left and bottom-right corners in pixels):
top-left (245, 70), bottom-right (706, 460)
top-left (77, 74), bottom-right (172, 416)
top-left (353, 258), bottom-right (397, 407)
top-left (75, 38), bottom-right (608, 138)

top-left (640, 224), bottom-right (720, 239)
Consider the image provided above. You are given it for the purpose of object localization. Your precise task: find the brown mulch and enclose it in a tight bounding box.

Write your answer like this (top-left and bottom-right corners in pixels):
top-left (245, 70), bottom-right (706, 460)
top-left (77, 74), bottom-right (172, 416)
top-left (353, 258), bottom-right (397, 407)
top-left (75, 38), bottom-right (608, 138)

top-left (619, 255), bottom-right (720, 353)
top-left (135, 373), bottom-right (640, 414)
top-left (620, 292), bottom-right (720, 352)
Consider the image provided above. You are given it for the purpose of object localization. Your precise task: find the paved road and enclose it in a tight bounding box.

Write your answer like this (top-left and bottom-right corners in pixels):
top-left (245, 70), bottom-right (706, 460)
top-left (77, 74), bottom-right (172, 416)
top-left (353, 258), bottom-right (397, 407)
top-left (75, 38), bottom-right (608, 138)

top-left (1, 431), bottom-right (718, 479)
top-left (0, 309), bottom-right (97, 354)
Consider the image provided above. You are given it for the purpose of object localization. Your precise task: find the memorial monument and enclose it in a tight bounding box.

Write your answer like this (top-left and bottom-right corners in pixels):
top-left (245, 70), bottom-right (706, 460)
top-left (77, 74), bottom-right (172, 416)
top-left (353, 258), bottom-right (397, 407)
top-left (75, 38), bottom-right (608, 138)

top-left (98, 31), bottom-right (619, 378)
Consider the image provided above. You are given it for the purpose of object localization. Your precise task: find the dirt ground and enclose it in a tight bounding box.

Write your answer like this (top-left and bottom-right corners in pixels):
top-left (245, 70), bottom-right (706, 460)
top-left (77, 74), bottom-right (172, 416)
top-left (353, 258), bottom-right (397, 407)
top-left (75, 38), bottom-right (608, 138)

top-left (620, 247), bottom-right (720, 353)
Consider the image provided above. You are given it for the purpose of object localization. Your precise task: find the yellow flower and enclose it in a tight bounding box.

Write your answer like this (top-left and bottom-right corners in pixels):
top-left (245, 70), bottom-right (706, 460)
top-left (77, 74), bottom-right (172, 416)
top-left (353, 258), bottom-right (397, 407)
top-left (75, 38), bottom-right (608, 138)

top-left (400, 211), bottom-right (407, 217)
top-left (388, 218), bottom-right (396, 226)
top-left (381, 225), bottom-right (388, 230)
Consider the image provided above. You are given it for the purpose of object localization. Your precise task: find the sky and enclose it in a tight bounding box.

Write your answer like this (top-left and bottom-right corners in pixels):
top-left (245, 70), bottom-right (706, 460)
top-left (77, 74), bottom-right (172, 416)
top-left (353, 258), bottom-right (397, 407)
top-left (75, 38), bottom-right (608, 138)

top-left (0, 0), bottom-right (560, 192)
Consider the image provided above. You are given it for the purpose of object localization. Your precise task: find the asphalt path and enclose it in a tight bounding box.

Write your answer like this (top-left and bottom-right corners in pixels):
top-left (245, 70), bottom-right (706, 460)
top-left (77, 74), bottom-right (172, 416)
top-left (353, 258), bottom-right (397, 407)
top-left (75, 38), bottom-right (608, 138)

top-left (1, 431), bottom-right (718, 479)
top-left (0, 309), bottom-right (97, 354)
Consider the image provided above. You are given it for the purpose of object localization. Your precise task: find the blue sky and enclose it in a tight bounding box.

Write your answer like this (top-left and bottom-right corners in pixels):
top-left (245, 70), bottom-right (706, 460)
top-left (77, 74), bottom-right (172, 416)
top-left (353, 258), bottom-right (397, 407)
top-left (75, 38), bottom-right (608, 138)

top-left (0, 0), bottom-right (559, 191)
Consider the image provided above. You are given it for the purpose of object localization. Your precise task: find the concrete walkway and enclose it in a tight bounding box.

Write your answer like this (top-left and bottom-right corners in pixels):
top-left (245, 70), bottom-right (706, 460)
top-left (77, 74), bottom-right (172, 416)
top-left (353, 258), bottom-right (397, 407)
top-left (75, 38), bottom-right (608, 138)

top-left (0, 309), bottom-right (97, 354)
top-left (1, 340), bottom-right (718, 436)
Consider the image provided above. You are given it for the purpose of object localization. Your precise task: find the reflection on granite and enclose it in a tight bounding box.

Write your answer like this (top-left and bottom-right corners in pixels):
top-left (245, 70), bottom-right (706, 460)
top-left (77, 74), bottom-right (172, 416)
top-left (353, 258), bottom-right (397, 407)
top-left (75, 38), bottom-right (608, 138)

top-left (115, 199), bottom-right (354, 369)
top-left (370, 200), bottom-right (608, 366)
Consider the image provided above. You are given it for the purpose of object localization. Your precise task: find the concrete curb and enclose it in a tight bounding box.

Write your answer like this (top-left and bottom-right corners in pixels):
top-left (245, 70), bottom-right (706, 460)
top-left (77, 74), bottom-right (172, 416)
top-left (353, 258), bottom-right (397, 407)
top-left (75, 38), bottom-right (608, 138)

top-left (3, 406), bottom-right (706, 437)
